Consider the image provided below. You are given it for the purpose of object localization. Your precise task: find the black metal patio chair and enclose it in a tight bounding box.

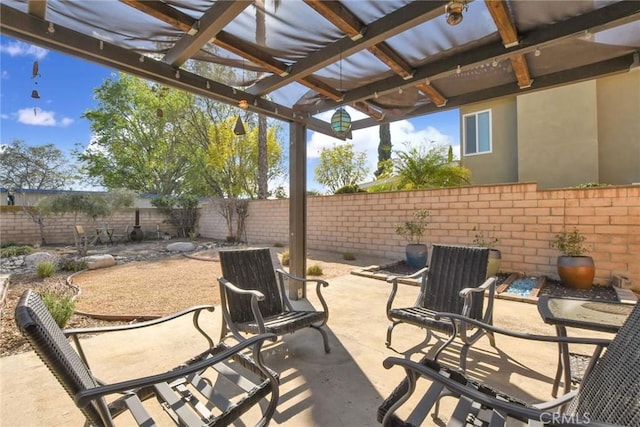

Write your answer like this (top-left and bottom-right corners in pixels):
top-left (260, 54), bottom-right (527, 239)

top-left (15, 289), bottom-right (279, 427)
top-left (385, 244), bottom-right (497, 370)
top-left (218, 247), bottom-right (330, 353)
top-left (377, 305), bottom-right (640, 427)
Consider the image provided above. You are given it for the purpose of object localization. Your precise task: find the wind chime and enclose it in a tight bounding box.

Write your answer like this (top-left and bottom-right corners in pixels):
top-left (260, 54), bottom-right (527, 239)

top-left (31, 60), bottom-right (41, 115)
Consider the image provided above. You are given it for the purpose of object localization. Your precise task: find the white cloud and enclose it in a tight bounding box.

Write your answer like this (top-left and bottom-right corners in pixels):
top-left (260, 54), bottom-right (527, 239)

top-left (0, 41), bottom-right (48, 59)
top-left (16, 108), bottom-right (73, 127)
top-left (1, 70), bottom-right (9, 79)
top-left (59, 117), bottom-right (74, 127)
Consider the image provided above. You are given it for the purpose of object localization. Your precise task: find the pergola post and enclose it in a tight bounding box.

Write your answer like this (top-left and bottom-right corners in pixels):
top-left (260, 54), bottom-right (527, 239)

top-left (288, 122), bottom-right (307, 299)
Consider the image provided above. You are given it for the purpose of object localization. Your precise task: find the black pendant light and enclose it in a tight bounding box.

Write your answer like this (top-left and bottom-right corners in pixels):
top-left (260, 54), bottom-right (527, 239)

top-left (233, 115), bottom-right (246, 135)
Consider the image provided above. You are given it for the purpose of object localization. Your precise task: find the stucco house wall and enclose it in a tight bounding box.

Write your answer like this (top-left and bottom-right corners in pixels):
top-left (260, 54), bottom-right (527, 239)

top-left (597, 71), bottom-right (640, 185)
top-left (462, 71), bottom-right (640, 189)
top-left (460, 97), bottom-right (518, 185)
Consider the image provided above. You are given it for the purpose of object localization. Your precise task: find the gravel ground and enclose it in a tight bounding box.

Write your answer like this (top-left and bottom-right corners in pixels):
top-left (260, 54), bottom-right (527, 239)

top-left (1, 243), bottom-right (395, 357)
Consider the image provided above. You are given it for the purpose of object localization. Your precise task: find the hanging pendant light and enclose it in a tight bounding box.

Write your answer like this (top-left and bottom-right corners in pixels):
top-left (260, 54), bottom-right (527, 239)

top-left (332, 52), bottom-right (351, 138)
top-left (331, 107), bottom-right (351, 137)
top-left (233, 116), bottom-right (246, 135)
top-left (445, 0), bottom-right (468, 26)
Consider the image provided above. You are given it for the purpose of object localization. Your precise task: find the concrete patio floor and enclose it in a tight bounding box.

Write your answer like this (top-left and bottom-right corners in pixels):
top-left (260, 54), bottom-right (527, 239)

top-left (0, 273), bottom-right (615, 426)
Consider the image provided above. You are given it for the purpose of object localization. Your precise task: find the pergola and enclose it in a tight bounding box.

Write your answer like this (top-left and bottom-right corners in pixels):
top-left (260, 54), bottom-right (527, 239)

top-left (2, 0), bottom-right (639, 278)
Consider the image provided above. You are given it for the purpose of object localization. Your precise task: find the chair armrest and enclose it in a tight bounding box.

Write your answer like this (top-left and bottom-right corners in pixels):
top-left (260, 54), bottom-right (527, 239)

top-left (457, 277), bottom-right (497, 343)
top-left (386, 266), bottom-right (429, 284)
top-left (434, 312), bottom-right (612, 347)
top-left (63, 305), bottom-right (215, 336)
top-left (276, 269), bottom-right (330, 318)
top-left (219, 277), bottom-right (268, 333)
top-left (458, 276), bottom-right (495, 297)
top-left (219, 277), bottom-right (266, 301)
top-left (382, 357), bottom-right (609, 427)
top-left (432, 311), bottom-right (610, 366)
top-left (75, 333), bottom-right (277, 408)
top-left (385, 267), bottom-right (428, 318)
top-left (64, 305), bottom-right (217, 366)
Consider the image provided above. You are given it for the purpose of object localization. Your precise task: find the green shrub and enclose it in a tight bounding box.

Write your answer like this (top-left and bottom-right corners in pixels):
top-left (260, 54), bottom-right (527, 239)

top-left (306, 264), bottom-right (323, 276)
top-left (36, 261), bottom-right (57, 278)
top-left (38, 286), bottom-right (76, 328)
top-left (0, 244), bottom-right (35, 257)
top-left (281, 249), bottom-right (290, 266)
top-left (343, 252), bottom-right (356, 261)
top-left (334, 184), bottom-right (365, 194)
top-left (57, 257), bottom-right (88, 272)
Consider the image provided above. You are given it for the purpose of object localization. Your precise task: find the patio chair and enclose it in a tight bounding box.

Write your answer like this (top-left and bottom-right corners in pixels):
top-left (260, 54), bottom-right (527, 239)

top-left (377, 305), bottom-right (640, 426)
top-left (218, 247), bottom-right (330, 353)
top-left (74, 224), bottom-right (95, 246)
top-left (385, 244), bottom-right (496, 371)
top-left (15, 289), bottom-right (279, 427)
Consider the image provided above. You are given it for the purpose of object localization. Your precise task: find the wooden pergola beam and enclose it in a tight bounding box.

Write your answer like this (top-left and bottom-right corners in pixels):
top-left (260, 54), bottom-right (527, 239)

top-left (415, 82), bottom-right (447, 107)
top-left (485, 0), bottom-right (532, 89)
top-left (304, 1), bottom-right (365, 40)
top-left (121, 0), bottom-right (342, 101)
top-left (27, 0), bottom-right (47, 19)
top-left (305, 0), bottom-right (448, 111)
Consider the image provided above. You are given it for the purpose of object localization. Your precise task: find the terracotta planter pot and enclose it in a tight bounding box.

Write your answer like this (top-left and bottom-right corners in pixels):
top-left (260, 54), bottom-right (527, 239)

top-left (406, 243), bottom-right (428, 269)
top-left (486, 249), bottom-right (502, 278)
top-left (557, 256), bottom-right (595, 289)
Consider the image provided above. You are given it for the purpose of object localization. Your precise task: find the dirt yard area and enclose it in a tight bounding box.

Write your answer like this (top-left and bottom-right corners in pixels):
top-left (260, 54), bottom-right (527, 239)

top-left (1, 244), bottom-right (395, 356)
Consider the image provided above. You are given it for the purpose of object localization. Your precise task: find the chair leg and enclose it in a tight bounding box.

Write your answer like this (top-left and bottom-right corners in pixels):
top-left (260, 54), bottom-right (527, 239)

top-left (459, 343), bottom-right (473, 372)
top-left (487, 330), bottom-right (496, 348)
top-left (219, 319), bottom-right (229, 343)
top-left (311, 325), bottom-right (331, 353)
top-left (386, 321), bottom-right (400, 347)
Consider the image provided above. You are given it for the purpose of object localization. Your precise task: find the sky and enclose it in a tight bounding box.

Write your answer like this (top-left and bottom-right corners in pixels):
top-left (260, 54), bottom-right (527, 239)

top-left (0, 35), bottom-right (460, 194)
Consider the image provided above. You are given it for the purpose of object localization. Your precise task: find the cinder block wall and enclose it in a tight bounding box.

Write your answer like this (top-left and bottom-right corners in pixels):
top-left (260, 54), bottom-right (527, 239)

top-left (0, 207), bottom-right (177, 245)
top-left (199, 183), bottom-right (640, 286)
top-left (2, 183), bottom-right (638, 286)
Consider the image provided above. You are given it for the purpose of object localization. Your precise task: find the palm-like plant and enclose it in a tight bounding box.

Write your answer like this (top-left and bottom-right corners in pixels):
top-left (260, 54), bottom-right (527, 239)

top-left (395, 144), bottom-right (470, 189)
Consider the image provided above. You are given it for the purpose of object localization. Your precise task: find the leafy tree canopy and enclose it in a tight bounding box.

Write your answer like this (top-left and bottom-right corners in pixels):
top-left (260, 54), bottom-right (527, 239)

top-left (0, 140), bottom-right (77, 190)
top-left (314, 143), bottom-right (369, 194)
top-left (77, 74), bottom-right (198, 195)
top-left (201, 117), bottom-right (283, 198)
top-left (77, 73), bottom-right (285, 198)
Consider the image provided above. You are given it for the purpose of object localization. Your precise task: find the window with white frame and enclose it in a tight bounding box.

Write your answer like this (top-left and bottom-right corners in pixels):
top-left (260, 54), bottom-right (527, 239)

top-left (463, 110), bottom-right (492, 155)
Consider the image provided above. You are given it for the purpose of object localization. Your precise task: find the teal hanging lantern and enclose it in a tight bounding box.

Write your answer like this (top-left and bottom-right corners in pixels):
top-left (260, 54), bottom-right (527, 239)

top-left (331, 107), bottom-right (351, 137)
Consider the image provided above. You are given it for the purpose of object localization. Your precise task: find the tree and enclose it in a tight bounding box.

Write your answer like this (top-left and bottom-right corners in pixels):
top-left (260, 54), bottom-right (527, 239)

top-left (151, 194), bottom-right (199, 238)
top-left (374, 123), bottom-right (392, 178)
top-left (394, 144), bottom-right (471, 189)
top-left (78, 73), bottom-right (286, 199)
top-left (78, 74), bottom-right (201, 195)
top-left (314, 143), bottom-right (369, 194)
top-left (204, 118), bottom-right (283, 198)
top-left (0, 140), bottom-right (76, 190)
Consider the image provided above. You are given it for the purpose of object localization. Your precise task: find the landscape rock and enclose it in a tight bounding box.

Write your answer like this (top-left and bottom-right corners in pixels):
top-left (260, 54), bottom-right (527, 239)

top-left (24, 252), bottom-right (56, 268)
top-left (86, 254), bottom-right (116, 270)
top-left (166, 242), bottom-right (196, 252)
